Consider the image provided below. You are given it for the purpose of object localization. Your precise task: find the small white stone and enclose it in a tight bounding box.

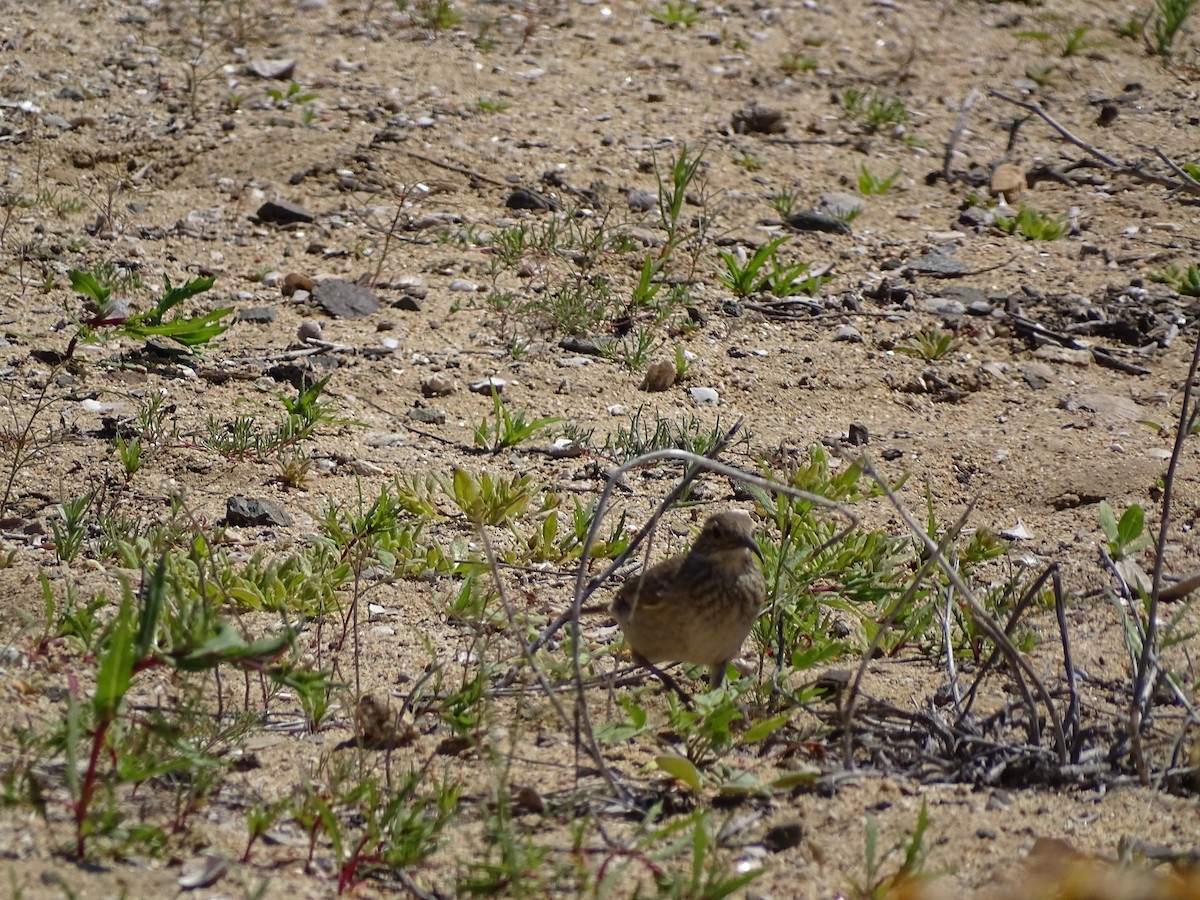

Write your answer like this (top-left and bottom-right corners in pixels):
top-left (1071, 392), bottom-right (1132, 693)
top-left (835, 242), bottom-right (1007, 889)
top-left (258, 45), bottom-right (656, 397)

top-left (688, 387), bottom-right (719, 405)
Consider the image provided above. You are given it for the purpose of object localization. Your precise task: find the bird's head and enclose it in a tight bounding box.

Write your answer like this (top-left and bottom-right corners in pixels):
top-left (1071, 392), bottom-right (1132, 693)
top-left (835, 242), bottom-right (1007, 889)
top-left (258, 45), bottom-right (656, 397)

top-left (692, 510), bottom-right (764, 563)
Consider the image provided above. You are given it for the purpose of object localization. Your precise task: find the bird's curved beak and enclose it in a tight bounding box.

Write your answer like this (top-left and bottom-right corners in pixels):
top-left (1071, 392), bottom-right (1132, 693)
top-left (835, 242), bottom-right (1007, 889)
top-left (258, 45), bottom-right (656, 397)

top-left (739, 534), bottom-right (764, 563)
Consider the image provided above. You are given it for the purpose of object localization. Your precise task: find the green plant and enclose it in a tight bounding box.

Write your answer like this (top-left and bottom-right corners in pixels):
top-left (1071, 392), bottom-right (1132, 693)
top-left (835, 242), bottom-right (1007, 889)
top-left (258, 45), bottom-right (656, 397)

top-left (673, 344), bottom-right (691, 380)
top-left (994, 205), bottom-right (1067, 240)
top-left (609, 808), bottom-right (765, 897)
top-left (651, 1), bottom-right (701, 27)
top-left (444, 468), bottom-right (536, 527)
top-left (717, 237), bottom-right (787, 297)
top-left (605, 327), bottom-right (660, 371)
top-left (112, 435), bottom-right (141, 480)
top-left (779, 52), bottom-right (817, 75)
top-left (1116, 11), bottom-right (1151, 40)
top-left (1100, 501), bottom-right (1150, 562)
top-left (629, 255), bottom-right (664, 312)
top-left (604, 406), bottom-right (741, 462)
top-left (770, 187), bottom-right (800, 217)
top-left (66, 270), bottom-right (232, 358)
top-left (848, 801), bottom-right (935, 899)
top-left (1023, 63), bottom-right (1058, 87)
top-left (716, 236), bottom-right (826, 299)
top-left (1150, 0), bottom-right (1198, 58)
top-left (857, 164), bottom-right (901, 195)
top-left (472, 388), bottom-right (560, 453)
top-left (1016, 23), bottom-right (1104, 56)
top-left (413, 0), bottom-right (461, 31)
top-left (841, 89), bottom-right (910, 131)
top-left (0, 370), bottom-right (70, 520)
top-left (654, 143), bottom-right (706, 262)
top-left (51, 492), bottom-right (93, 562)
top-left (1150, 262), bottom-right (1200, 296)
top-left (267, 81), bottom-right (317, 105)
top-left (474, 95), bottom-right (510, 114)
top-left (733, 151), bottom-right (764, 172)
top-left (54, 554), bottom-right (308, 857)
top-left (895, 329), bottom-right (962, 361)
top-left (201, 375), bottom-right (349, 460)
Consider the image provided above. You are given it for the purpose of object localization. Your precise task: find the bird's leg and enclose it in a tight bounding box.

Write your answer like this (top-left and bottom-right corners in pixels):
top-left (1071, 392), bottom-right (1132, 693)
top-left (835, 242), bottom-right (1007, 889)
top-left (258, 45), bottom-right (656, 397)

top-left (634, 654), bottom-right (694, 709)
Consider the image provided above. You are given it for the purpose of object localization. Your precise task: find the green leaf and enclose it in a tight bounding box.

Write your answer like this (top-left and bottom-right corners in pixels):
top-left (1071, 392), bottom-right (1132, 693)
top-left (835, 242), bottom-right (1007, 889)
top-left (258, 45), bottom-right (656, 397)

top-left (1098, 501), bottom-right (1118, 544)
top-left (770, 770), bottom-right (820, 790)
top-left (655, 754), bottom-right (701, 790)
top-left (133, 556), bottom-right (166, 660)
top-left (94, 593), bottom-right (135, 722)
top-left (1117, 504), bottom-right (1145, 548)
top-left (742, 712), bottom-right (789, 744)
top-left (69, 269), bottom-right (111, 305)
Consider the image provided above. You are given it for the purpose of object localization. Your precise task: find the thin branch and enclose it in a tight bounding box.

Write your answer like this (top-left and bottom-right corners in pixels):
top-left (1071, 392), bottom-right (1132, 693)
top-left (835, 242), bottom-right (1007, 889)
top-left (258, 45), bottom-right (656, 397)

top-left (1130, 325), bottom-right (1200, 781)
top-left (943, 89), bottom-right (980, 183)
top-left (862, 456), bottom-right (1068, 764)
top-left (990, 91), bottom-right (1200, 197)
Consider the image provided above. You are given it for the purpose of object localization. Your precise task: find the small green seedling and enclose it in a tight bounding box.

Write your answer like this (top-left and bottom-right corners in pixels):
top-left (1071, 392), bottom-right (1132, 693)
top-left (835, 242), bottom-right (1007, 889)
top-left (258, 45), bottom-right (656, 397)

top-left (994, 205), bottom-right (1067, 241)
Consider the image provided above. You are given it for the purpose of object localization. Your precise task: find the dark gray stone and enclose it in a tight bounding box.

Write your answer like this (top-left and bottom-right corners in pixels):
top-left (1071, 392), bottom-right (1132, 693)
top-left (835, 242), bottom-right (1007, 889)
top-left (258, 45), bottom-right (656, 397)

top-left (408, 407), bottom-right (447, 424)
top-left (313, 278), bottom-right (379, 318)
top-left (505, 187), bottom-right (559, 211)
top-left (236, 306), bottom-right (276, 324)
top-left (226, 496), bottom-right (292, 527)
top-left (256, 200), bottom-right (314, 225)
top-left (785, 210), bottom-right (852, 235)
top-left (905, 252), bottom-right (968, 276)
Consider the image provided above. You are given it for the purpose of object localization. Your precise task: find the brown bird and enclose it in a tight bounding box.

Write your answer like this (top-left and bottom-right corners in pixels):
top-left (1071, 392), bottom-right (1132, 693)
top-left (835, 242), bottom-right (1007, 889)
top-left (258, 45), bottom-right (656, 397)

top-left (611, 510), bottom-right (767, 694)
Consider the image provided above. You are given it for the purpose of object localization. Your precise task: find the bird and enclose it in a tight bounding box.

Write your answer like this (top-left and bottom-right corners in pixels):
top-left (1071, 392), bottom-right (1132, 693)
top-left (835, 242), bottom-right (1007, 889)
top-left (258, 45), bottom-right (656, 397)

top-left (610, 510), bottom-right (766, 696)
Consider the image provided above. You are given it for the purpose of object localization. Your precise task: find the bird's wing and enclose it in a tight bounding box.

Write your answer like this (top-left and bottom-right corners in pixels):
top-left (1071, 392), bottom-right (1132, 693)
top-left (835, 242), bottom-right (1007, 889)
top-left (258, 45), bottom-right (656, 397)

top-left (612, 557), bottom-right (684, 615)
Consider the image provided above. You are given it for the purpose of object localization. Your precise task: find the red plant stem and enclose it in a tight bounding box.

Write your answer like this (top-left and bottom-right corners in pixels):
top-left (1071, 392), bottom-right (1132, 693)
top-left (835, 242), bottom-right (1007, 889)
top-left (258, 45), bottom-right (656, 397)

top-left (74, 717), bottom-right (110, 856)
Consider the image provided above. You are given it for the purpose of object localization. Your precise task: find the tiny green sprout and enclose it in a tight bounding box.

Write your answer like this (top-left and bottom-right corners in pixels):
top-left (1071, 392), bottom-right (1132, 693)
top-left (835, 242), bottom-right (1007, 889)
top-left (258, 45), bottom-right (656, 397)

top-left (1150, 262), bottom-right (1200, 297)
top-left (994, 205), bottom-right (1067, 241)
top-left (652, 1), bottom-right (701, 27)
top-left (896, 329), bottom-right (962, 361)
top-left (856, 164), bottom-right (902, 195)
top-left (779, 53), bottom-right (817, 75)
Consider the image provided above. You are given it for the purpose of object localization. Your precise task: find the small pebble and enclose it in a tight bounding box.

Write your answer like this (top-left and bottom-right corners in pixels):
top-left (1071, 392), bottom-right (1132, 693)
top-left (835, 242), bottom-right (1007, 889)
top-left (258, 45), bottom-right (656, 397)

top-left (639, 359), bottom-right (676, 392)
top-left (469, 377), bottom-right (505, 395)
top-left (422, 373), bottom-right (455, 397)
top-left (688, 386), bottom-right (718, 405)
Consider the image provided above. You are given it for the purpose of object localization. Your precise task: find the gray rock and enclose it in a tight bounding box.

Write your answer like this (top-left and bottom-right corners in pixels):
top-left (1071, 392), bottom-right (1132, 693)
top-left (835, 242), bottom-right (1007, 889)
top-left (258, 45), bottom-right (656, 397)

top-left (905, 252), bottom-right (968, 276)
top-left (506, 187), bottom-right (559, 211)
top-left (312, 278), bottom-right (379, 318)
top-left (626, 189), bottom-right (657, 212)
top-left (785, 210), bottom-right (852, 235)
top-left (833, 325), bottom-right (862, 343)
top-left (247, 58), bottom-right (297, 80)
top-left (1033, 346), bottom-right (1092, 366)
top-left (448, 278), bottom-right (478, 292)
top-left (555, 356), bottom-right (591, 368)
top-left (256, 200), bottom-right (314, 225)
top-left (820, 192), bottom-right (865, 219)
top-left (236, 306), bottom-right (276, 324)
top-left (923, 298), bottom-right (965, 316)
top-left (731, 103), bottom-right (786, 134)
top-left (392, 291), bottom-right (423, 312)
top-left (421, 373), bottom-right (454, 397)
top-left (469, 377), bottom-right (506, 395)
top-left (365, 433), bottom-right (406, 448)
top-left (408, 407), bottom-right (446, 424)
top-left (226, 496), bottom-right (292, 528)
